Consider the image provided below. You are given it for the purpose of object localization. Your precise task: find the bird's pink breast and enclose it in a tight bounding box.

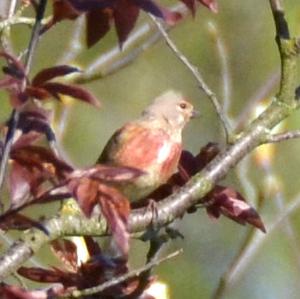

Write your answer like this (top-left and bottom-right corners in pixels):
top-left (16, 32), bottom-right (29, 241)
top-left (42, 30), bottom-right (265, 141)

top-left (115, 124), bottom-right (182, 182)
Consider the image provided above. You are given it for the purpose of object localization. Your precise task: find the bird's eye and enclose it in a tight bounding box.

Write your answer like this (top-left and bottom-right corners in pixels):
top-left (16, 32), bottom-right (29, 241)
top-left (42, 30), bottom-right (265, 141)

top-left (179, 102), bottom-right (187, 109)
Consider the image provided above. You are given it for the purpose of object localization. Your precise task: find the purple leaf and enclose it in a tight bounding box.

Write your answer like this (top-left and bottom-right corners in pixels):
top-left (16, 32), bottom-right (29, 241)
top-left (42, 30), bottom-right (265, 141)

top-left (41, 82), bottom-right (100, 107)
top-left (32, 65), bottom-right (81, 86)
top-left (86, 9), bottom-right (111, 48)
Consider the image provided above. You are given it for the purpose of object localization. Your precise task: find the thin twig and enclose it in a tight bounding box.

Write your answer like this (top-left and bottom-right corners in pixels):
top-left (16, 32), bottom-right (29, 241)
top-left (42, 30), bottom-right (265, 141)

top-left (8, 0), bottom-right (18, 18)
top-left (149, 15), bottom-right (232, 143)
top-left (0, 0), bottom-right (18, 52)
top-left (61, 249), bottom-right (182, 298)
top-left (0, 16), bottom-right (50, 31)
top-left (56, 15), bottom-right (85, 65)
top-left (263, 130), bottom-right (300, 143)
top-left (0, 0), bottom-right (48, 206)
top-left (207, 21), bottom-right (232, 126)
top-left (126, 234), bottom-right (166, 298)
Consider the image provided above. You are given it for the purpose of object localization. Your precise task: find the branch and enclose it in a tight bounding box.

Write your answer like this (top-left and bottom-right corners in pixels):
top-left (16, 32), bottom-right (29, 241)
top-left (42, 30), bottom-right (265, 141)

top-left (0, 16), bottom-right (50, 31)
top-left (263, 130), bottom-right (300, 143)
top-left (60, 249), bottom-right (182, 298)
top-left (149, 15), bottom-right (232, 143)
top-left (207, 21), bottom-right (232, 127)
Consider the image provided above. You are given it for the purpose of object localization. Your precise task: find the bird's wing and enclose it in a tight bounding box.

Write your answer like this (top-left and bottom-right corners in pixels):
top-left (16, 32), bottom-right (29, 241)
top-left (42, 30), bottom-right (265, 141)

top-left (97, 122), bottom-right (180, 172)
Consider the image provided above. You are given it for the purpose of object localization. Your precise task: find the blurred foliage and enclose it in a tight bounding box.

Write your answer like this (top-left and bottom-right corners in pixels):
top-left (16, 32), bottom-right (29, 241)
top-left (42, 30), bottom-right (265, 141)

top-left (1, 0), bottom-right (300, 298)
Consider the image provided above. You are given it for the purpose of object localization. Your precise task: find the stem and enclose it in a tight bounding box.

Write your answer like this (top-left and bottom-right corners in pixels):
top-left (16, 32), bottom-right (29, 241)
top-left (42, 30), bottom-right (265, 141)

top-left (60, 249), bottom-right (182, 298)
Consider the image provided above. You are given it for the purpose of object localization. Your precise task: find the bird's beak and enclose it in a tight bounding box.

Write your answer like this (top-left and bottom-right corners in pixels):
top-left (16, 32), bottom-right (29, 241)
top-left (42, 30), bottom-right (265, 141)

top-left (191, 109), bottom-right (200, 119)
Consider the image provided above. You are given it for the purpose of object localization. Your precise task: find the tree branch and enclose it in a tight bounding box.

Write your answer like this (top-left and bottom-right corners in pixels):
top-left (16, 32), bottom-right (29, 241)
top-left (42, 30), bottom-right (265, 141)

top-left (263, 130), bottom-right (300, 143)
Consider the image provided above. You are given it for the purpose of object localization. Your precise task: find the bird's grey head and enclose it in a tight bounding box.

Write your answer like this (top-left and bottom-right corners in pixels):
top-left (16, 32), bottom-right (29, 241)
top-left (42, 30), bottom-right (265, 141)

top-left (142, 90), bottom-right (197, 130)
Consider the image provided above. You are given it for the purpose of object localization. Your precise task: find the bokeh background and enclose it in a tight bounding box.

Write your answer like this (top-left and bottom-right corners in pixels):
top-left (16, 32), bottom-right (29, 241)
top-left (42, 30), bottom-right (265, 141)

top-left (1, 0), bottom-right (300, 298)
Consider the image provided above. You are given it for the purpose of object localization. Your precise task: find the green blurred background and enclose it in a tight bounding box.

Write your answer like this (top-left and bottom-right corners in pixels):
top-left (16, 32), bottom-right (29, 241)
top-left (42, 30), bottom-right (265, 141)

top-left (1, 0), bottom-right (300, 298)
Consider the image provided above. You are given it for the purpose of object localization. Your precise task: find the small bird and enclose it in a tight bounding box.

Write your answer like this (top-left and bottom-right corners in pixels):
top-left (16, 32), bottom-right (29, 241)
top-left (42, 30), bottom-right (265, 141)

top-left (98, 90), bottom-right (197, 202)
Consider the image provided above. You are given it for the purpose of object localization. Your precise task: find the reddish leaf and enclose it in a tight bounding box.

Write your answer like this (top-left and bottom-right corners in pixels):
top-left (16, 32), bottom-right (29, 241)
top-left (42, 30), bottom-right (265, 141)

top-left (12, 132), bottom-right (42, 150)
top-left (67, 0), bottom-right (116, 11)
top-left (52, 0), bottom-right (81, 22)
top-left (194, 142), bottom-right (220, 171)
top-left (25, 86), bottom-right (51, 100)
top-left (2, 65), bottom-right (25, 80)
top-left (32, 65), bottom-right (81, 86)
top-left (199, 0), bottom-right (218, 13)
top-left (160, 8), bottom-right (182, 25)
top-left (67, 175), bottom-right (130, 255)
top-left (0, 284), bottom-right (64, 299)
top-left (11, 146), bottom-right (72, 181)
top-left (71, 164), bottom-right (144, 182)
top-left (9, 90), bottom-right (28, 108)
top-left (86, 8), bottom-right (111, 48)
top-left (18, 266), bottom-right (79, 286)
top-left (0, 52), bottom-right (26, 79)
top-left (0, 76), bottom-right (16, 89)
top-left (205, 186), bottom-right (266, 232)
top-left (51, 0), bottom-right (182, 47)
top-left (41, 82), bottom-right (100, 107)
top-left (180, 0), bottom-right (218, 15)
top-left (0, 213), bottom-right (47, 232)
top-left (114, 0), bottom-right (140, 46)
top-left (83, 236), bottom-right (102, 256)
top-left (14, 107), bottom-right (53, 142)
top-left (51, 239), bottom-right (79, 272)
top-left (68, 177), bottom-right (99, 216)
top-left (98, 183), bottom-right (130, 255)
top-left (9, 161), bottom-right (32, 208)
top-left (180, 0), bottom-right (196, 16)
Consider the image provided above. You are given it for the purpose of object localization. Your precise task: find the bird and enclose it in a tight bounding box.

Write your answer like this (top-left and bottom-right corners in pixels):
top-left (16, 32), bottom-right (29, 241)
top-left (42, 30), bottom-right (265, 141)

top-left (98, 90), bottom-right (197, 202)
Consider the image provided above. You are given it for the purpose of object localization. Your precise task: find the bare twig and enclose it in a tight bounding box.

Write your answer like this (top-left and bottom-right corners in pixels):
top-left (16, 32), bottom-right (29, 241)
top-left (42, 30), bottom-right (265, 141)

top-left (0, 16), bottom-right (50, 31)
top-left (61, 249), bottom-right (182, 298)
top-left (263, 130), bottom-right (300, 143)
top-left (149, 15), bottom-right (232, 143)
top-left (207, 21), bottom-right (232, 126)
top-left (126, 234), bottom-right (166, 298)
top-left (0, 0), bottom-right (18, 52)
top-left (0, 0), bottom-right (48, 203)
top-left (56, 15), bottom-right (85, 65)
top-left (8, 0), bottom-right (18, 18)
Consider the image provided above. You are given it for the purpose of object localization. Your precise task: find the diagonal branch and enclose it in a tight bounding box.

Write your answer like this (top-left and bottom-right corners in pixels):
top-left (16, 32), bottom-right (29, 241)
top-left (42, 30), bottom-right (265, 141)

top-left (263, 130), bottom-right (300, 143)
